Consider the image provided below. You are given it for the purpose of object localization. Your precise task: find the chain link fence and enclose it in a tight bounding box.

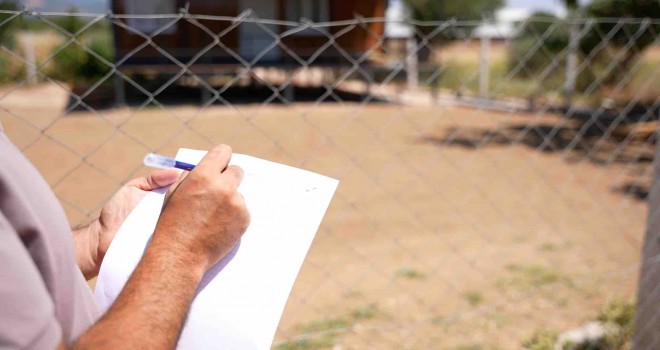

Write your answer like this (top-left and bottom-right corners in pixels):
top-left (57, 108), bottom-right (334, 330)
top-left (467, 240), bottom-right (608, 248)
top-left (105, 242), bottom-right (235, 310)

top-left (0, 8), bottom-right (659, 349)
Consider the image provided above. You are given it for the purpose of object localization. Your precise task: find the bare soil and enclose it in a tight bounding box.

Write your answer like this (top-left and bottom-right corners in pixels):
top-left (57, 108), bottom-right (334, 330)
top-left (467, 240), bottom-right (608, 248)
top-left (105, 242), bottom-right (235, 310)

top-left (0, 83), bottom-right (650, 349)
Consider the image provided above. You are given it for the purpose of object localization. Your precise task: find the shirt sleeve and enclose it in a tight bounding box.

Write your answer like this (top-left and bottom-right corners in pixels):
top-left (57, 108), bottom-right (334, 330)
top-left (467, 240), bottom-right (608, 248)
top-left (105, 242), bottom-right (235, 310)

top-left (0, 211), bottom-right (62, 349)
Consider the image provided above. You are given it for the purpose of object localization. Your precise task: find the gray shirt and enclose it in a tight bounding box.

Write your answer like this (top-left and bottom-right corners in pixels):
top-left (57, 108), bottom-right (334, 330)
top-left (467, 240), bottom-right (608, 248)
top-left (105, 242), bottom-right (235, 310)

top-left (0, 127), bottom-right (99, 349)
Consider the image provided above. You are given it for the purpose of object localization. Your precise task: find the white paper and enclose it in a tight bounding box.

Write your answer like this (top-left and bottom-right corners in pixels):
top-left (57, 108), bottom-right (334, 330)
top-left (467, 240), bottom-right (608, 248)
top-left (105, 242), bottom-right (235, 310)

top-left (95, 149), bottom-right (339, 349)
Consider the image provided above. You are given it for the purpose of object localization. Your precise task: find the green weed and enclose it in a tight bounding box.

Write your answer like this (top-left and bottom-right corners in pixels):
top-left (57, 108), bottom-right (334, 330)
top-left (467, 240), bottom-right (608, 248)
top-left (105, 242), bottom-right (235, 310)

top-left (287, 304), bottom-right (382, 349)
top-left (464, 291), bottom-right (484, 306)
top-left (350, 304), bottom-right (379, 320)
top-left (397, 268), bottom-right (427, 280)
top-left (506, 264), bottom-right (566, 289)
top-left (275, 336), bottom-right (336, 350)
top-left (522, 331), bottom-right (558, 350)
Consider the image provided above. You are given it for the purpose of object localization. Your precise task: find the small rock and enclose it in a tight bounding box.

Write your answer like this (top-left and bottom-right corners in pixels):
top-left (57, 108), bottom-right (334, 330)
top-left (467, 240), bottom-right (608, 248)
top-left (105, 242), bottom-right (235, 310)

top-left (554, 322), bottom-right (616, 350)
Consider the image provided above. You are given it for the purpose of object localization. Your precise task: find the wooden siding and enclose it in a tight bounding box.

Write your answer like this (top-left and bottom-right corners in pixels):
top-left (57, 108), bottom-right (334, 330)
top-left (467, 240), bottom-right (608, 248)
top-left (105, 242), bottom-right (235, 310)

top-left (112, 0), bottom-right (386, 67)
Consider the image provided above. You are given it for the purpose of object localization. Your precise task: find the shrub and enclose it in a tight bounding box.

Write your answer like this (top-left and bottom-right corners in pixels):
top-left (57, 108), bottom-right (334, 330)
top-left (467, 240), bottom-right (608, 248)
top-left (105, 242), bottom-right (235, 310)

top-left (52, 7), bottom-right (86, 35)
top-left (50, 33), bottom-right (112, 83)
top-left (523, 331), bottom-right (557, 350)
top-left (0, 54), bottom-right (25, 85)
top-left (509, 18), bottom-right (606, 94)
top-left (597, 298), bottom-right (635, 348)
top-left (0, 1), bottom-right (20, 49)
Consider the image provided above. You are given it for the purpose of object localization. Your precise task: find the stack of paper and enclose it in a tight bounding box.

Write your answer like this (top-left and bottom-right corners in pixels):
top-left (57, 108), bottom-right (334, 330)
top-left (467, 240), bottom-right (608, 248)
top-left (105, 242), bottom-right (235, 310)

top-left (95, 148), bottom-right (339, 349)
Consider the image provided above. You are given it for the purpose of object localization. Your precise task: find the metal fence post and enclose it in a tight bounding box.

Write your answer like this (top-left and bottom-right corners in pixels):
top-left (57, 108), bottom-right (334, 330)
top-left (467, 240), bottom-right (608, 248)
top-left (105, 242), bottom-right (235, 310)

top-left (564, 16), bottom-right (580, 108)
top-left (633, 138), bottom-right (660, 349)
top-left (22, 32), bottom-right (37, 86)
top-left (479, 35), bottom-right (490, 98)
top-left (113, 74), bottom-right (126, 107)
top-left (406, 36), bottom-right (418, 89)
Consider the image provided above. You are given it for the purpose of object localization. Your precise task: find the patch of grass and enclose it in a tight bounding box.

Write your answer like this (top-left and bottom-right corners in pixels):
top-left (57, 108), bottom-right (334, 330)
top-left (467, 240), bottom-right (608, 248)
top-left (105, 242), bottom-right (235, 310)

top-left (299, 317), bottom-right (351, 334)
top-left (537, 241), bottom-right (574, 252)
top-left (487, 312), bottom-right (509, 328)
top-left (396, 267), bottom-right (427, 280)
top-left (597, 298), bottom-right (636, 348)
top-left (522, 331), bottom-right (558, 350)
top-left (290, 304), bottom-right (381, 348)
top-left (506, 264), bottom-right (568, 289)
top-left (553, 297), bottom-right (569, 308)
top-left (522, 298), bottom-right (636, 350)
top-left (427, 59), bottom-right (546, 100)
top-left (454, 344), bottom-right (503, 350)
top-left (431, 315), bottom-right (460, 331)
top-left (289, 317), bottom-right (348, 350)
top-left (424, 42), bottom-right (660, 107)
top-left (463, 291), bottom-right (484, 306)
top-left (0, 54), bottom-right (25, 85)
top-left (275, 336), bottom-right (336, 350)
top-left (598, 298), bottom-right (635, 328)
top-left (350, 304), bottom-right (379, 320)
top-left (431, 315), bottom-right (447, 325)
top-left (537, 242), bottom-right (558, 252)
top-left (343, 289), bottom-right (363, 298)
top-left (455, 344), bottom-right (484, 350)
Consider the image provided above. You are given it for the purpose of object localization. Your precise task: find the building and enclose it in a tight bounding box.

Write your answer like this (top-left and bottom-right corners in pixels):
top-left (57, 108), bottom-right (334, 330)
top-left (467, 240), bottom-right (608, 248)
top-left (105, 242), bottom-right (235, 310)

top-left (110, 0), bottom-right (387, 77)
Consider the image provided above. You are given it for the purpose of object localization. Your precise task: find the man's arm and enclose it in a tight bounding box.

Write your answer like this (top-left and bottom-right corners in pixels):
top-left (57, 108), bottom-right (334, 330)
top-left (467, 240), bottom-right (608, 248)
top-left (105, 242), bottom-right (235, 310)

top-left (73, 145), bottom-right (250, 348)
top-left (73, 232), bottom-right (207, 348)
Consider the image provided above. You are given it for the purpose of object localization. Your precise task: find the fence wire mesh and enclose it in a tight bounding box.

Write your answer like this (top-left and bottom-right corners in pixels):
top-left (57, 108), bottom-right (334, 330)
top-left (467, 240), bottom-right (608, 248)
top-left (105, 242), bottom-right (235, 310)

top-left (0, 8), bottom-right (659, 349)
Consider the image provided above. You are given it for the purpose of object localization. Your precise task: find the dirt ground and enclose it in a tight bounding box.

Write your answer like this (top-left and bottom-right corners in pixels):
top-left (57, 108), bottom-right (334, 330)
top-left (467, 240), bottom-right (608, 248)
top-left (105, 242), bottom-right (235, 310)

top-left (0, 83), bottom-right (651, 349)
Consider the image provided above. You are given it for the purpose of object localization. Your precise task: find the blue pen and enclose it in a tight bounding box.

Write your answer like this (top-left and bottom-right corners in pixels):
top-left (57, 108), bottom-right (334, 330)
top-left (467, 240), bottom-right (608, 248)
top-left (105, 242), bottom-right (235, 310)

top-left (143, 153), bottom-right (196, 171)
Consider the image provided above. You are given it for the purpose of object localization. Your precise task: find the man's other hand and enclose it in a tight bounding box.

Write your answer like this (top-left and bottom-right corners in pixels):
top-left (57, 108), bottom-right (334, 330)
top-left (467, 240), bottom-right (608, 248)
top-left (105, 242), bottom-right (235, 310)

top-left (74, 169), bottom-right (179, 279)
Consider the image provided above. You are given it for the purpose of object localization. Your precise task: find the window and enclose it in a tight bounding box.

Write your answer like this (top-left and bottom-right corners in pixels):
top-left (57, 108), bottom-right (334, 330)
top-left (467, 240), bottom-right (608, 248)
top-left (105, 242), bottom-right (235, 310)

top-left (125, 0), bottom-right (176, 35)
top-left (286, 0), bottom-right (329, 36)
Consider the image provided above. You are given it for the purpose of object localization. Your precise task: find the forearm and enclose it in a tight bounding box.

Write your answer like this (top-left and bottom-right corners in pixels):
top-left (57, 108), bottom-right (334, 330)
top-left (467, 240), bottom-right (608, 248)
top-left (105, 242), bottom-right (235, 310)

top-left (74, 236), bottom-right (205, 349)
top-left (72, 220), bottom-right (101, 280)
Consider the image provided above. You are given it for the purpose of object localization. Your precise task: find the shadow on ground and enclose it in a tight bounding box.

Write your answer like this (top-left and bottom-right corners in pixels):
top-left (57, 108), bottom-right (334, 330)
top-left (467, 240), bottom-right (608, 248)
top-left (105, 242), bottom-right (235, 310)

top-left (66, 83), bottom-right (386, 112)
top-left (614, 182), bottom-right (650, 201)
top-left (416, 104), bottom-right (658, 201)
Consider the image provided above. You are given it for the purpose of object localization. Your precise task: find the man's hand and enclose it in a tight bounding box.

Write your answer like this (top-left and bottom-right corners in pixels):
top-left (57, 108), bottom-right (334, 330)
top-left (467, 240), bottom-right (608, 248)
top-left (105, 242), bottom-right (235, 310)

top-left (74, 145), bottom-right (250, 349)
top-left (74, 169), bottom-right (179, 279)
top-left (150, 144), bottom-right (251, 272)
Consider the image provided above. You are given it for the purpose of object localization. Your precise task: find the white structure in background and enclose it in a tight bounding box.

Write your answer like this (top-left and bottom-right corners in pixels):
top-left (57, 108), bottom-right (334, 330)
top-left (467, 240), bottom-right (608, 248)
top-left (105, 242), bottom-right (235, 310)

top-left (473, 8), bottom-right (532, 40)
top-left (385, 0), bottom-right (414, 39)
top-left (385, 0), bottom-right (417, 88)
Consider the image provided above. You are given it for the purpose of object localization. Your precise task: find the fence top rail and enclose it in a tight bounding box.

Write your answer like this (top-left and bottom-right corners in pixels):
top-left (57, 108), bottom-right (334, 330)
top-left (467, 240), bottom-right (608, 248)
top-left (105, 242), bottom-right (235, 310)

top-left (0, 9), bottom-right (659, 27)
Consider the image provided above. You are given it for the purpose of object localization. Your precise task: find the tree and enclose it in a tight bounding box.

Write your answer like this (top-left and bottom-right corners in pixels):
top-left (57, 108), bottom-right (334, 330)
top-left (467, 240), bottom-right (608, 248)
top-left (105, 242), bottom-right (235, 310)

top-left (510, 0), bottom-right (660, 93)
top-left (53, 6), bottom-right (86, 35)
top-left (404, 0), bottom-right (503, 23)
top-left (0, 1), bottom-right (20, 48)
top-left (404, 0), bottom-right (504, 38)
top-left (508, 12), bottom-right (570, 76)
top-left (585, 0), bottom-right (660, 70)
top-left (48, 7), bottom-right (113, 84)
top-left (0, 1), bottom-right (22, 85)
top-left (402, 0), bottom-right (504, 63)
top-left (507, 11), bottom-right (590, 95)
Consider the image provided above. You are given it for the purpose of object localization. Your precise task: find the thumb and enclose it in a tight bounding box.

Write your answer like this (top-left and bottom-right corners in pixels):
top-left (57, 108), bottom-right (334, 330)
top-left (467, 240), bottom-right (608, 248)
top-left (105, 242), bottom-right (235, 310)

top-left (164, 170), bottom-right (189, 203)
top-left (128, 169), bottom-right (181, 191)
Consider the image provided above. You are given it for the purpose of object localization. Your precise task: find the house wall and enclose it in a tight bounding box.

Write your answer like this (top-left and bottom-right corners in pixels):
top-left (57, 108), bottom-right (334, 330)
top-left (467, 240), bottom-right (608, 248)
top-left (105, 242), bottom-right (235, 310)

top-left (112, 0), bottom-right (386, 66)
top-left (277, 0), bottom-right (386, 62)
top-left (112, 0), bottom-right (240, 64)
